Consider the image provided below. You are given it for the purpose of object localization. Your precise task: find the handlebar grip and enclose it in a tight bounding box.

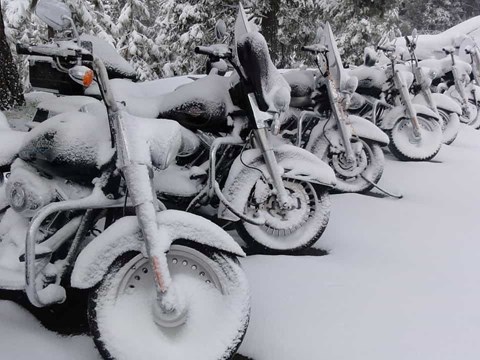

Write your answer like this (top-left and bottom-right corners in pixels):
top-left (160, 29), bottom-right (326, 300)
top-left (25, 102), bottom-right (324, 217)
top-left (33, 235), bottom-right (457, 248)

top-left (16, 43), bottom-right (44, 56)
top-left (194, 45), bottom-right (232, 59)
top-left (302, 44), bottom-right (328, 54)
top-left (16, 43), bottom-right (94, 61)
top-left (194, 46), bottom-right (211, 56)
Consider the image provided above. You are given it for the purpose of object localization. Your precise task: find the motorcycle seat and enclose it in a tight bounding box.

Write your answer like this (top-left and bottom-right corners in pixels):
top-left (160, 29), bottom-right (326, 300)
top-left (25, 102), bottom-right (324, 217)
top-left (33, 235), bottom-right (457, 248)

top-left (0, 113), bottom-right (27, 168)
top-left (237, 31), bottom-right (291, 113)
top-left (283, 70), bottom-right (315, 97)
top-left (349, 65), bottom-right (387, 98)
top-left (119, 74), bottom-right (238, 132)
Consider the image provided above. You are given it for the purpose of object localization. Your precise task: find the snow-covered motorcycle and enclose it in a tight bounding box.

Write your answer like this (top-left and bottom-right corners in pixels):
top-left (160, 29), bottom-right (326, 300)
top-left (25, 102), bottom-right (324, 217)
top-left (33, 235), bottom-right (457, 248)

top-left (280, 23), bottom-right (389, 193)
top-left (464, 39), bottom-right (480, 86)
top-left (19, 4), bottom-right (336, 254)
top-left (94, 6), bottom-right (336, 254)
top-left (349, 37), bottom-right (442, 161)
top-left (420, 47), bottom-right (480, 128)
top-left (405, 30), bottom-right (462, 144)
top-left (2, 1), bottom-right (251, 359)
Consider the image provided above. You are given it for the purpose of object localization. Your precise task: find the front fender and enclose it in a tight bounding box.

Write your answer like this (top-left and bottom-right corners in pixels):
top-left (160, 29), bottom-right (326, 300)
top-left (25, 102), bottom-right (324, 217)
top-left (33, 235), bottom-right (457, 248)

top-left (346, 115), bottom-right (389, 145)
top-left (217, 144), bottom-right (336, 222)
top-left (381, 104), bottom-right (439, 130)
top-left (412, 93), bottom-right (462, 114)
top-left (71, 210), bottom-right (244, 289)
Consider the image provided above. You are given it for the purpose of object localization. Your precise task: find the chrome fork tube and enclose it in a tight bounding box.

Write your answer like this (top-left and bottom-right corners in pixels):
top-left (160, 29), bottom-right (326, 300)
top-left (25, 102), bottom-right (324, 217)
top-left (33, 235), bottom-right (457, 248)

top-left (452, 65), bottom-right (469, 110)
top-left (394, 69), bottom-right (421, 138)
top-left (254, 128), bottom-right (291, 208)
top-left (325, 76), bottom-right (356, 163)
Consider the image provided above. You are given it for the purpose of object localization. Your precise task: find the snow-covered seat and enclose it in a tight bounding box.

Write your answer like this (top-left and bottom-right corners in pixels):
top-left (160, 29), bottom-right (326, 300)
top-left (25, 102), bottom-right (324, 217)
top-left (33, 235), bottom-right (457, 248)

top-left (117, 74), bottom-right (238, 132)
top-left (18, 110), bottom-right (199, 183)
top-left (419, 56), bottom-right (472, 79)
top-left (0, 113), bottom-right (27, 169)
top-left (283, 70), bottom-right (315, 108)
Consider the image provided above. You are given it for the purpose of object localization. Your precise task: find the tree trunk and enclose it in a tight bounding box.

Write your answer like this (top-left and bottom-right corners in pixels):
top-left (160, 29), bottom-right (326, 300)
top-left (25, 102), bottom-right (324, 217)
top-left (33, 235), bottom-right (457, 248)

top-left (262, 0), bottom-right (281, 65)
top-left (0, 2), bottom-right (25, 110)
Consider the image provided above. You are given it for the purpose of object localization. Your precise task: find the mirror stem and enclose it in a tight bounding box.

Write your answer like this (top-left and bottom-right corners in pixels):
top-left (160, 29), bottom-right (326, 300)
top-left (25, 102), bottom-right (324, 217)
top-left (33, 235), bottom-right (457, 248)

top-left (62, 16), bottom-right (80, 43)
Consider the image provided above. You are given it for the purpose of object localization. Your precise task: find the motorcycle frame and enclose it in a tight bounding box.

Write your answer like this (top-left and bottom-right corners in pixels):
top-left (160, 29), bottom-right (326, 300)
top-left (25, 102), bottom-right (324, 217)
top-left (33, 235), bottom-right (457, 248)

top-left (25, 191), bottom-right (128, 307)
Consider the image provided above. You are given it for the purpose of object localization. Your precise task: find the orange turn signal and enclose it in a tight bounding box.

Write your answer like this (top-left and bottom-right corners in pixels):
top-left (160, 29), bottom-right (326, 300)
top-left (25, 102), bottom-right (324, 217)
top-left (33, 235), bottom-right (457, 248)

top-left (83, 69), bottom-right (94, 87)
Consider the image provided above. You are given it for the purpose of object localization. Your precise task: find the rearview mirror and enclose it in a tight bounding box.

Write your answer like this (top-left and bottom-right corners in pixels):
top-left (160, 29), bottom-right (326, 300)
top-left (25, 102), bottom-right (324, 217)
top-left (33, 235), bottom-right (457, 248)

top-left (388, 30), bottom-right (396, 42)
top-left (315, 23), bottom-right (326, 44)
top-left (35, 0), bottom-right (72, 30)
top-left (215, 19), bottom-right (227, 41)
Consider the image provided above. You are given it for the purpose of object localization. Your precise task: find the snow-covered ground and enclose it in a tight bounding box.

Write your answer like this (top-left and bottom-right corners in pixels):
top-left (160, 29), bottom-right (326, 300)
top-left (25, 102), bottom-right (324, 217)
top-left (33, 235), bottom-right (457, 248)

top-left (1, 124), bottom-right (480, 359)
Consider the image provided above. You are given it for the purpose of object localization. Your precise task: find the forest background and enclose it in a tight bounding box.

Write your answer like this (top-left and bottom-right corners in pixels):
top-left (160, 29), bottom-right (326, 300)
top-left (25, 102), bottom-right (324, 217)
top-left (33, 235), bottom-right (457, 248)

top-left (1, 0), bottom-right (479, 109)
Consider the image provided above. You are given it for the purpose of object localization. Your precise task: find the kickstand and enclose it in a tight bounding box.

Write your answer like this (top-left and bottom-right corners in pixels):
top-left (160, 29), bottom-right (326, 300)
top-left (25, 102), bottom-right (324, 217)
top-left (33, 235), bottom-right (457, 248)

top-left (360, 175), bottom-right (403, 199)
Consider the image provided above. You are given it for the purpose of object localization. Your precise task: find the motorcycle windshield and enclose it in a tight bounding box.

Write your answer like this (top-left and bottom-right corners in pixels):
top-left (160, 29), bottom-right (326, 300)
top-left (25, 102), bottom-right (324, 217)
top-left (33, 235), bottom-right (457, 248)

top-left (233, 3), bottom-right (291, 113)
top-left (323, 22), bottom-right (346, 91)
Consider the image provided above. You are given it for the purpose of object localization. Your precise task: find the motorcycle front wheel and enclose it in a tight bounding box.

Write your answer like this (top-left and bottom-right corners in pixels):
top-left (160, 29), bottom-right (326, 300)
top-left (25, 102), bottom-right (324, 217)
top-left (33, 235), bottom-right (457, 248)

top-left (88, 243), bottom-right (250, 360)
top-left (236, 179), bottom-right (330, 253)
top-left (437, 109), bottom-right (460, 145)
top-left (388, 116), bottom-right (442, 161)
top-left (313, 138), bottom-right (384, 193)
top-left (459, 101), bottom-right (478, 125)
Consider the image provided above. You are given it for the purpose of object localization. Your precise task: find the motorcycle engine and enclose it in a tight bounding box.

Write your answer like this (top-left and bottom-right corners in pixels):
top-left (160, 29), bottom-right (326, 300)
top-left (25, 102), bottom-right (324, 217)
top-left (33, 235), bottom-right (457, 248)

top-left (6, 161), bottom-right (56, 217)
top-left (6, 159), bottom-right (91, 217)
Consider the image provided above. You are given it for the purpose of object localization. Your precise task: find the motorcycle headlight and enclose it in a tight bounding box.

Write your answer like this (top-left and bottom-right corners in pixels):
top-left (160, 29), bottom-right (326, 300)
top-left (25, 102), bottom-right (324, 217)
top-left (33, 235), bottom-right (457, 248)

top-left (5, 163), bottom-right (56, 217)
top-left (9, 183), bottom-right (26, 210)
top-left (6, 181), bottom-right (51, 217)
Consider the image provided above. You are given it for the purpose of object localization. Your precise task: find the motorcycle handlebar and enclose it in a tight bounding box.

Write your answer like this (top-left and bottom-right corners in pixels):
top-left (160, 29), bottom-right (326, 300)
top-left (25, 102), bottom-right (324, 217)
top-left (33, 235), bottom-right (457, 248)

top-left (301, 44), bottom-right (328, 54)
top-left (194, 45), bottom-right (232, 59)
top-left (16, 43), bottom-right (93, 61)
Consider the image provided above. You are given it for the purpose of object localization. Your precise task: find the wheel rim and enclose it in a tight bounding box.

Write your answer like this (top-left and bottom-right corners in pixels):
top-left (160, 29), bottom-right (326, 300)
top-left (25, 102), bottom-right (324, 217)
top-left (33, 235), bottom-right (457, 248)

top-left (325, 139), bottom-right (383, 192)
top-left (248, 180), bottom-right (317, 237)
top-left (118, 247), bottom-right (223, 298)
top-left (93, 245), bottom-right (249, 360)
top-left (460, 102), bottom-right (478, 124)
top-left (331, 146), bottom-right (369, 179)
top-left (391, 117), bottom-right (442, 160)
top-left (240, 179), bottom-right (330, 251)
top-left (117, 247), bottom-right (223, 327)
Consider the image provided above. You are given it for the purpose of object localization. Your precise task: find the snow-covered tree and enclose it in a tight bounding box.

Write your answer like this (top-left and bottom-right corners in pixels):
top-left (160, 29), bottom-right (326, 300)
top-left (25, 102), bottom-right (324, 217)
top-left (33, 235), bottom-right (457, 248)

top-left (321, 0), bottom-right (400, 65)
top-left (154, 0), bottom-right (240, 77)
top-left (0, 1), bottom-right (24, 109)
top-left (253, 0), bottom-right (324, 68)
top-left (400, 0), bottom-right (464, 34)
top-left (115, 0), bottom-right (161, 80)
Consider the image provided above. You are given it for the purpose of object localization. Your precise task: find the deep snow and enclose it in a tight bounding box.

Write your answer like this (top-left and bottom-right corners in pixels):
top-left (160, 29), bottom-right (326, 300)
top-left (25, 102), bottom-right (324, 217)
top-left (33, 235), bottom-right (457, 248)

top-left (1, 124), bottom-right (480, 359)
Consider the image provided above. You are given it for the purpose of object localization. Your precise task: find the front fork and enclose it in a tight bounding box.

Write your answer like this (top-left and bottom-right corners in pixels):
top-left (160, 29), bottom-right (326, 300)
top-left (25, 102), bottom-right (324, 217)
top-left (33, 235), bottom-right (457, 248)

top-left (471, 50), bottom-right (480, 86)
top-left (253, 127), bottom-right (293, 209)
top-left (452, 64), bottom-right (470, 117)
top-left (415, 67), bottom-right (438, 114)
top-left (394, 69), bottom-right (421, 139)
top-left (122, 163), bottom-right (187, 324)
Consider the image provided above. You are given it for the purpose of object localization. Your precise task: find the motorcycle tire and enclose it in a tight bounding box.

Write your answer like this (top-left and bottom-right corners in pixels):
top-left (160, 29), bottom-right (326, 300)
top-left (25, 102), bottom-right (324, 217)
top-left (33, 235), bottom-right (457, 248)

top-left (88, 242), bottom-right (250, 360)
top-left (313, 138), bottom-right (385, 193)
top-left (387, 116), bottom-right (442, 161)
top-left (437, 109), bottom-right (460, 145)
top-left (236, 180), bottom-right (330, 254)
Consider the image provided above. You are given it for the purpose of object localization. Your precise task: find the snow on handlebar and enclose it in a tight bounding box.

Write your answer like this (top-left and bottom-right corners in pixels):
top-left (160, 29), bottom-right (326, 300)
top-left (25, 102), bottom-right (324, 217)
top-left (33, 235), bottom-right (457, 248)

top-left (16, 43), bottom-right (93, 61)
top-left (301, 44), bottom-right (328, 54)
top-left (194, 45), bottom-right (233, 59)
